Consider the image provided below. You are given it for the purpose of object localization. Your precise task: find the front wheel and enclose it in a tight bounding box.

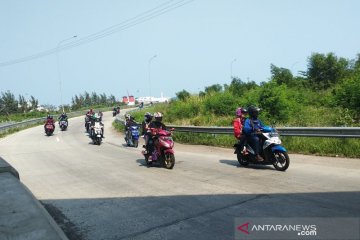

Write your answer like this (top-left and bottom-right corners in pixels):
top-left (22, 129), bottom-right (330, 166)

top-left (272, 151), bottom-right (290, 171)
top-left (163, 153), bottom-right (175, 169)
top-left (237, 153), bottom-right (249, 166)
top-left (144, 154), bottom-right (152, 166)
top-left (133, 139), bottom-right (139, 148)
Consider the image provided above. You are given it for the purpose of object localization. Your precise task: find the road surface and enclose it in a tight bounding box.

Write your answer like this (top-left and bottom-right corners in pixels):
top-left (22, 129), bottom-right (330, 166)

top-left (1, 111), bottom-right (359, 239)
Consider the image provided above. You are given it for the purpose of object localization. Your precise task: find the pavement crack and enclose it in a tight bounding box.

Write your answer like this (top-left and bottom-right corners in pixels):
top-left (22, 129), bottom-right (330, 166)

top-left (118, 194), bottom-right (268, 239)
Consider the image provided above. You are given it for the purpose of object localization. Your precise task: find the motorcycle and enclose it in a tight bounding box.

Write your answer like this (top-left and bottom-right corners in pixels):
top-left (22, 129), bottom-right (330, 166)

top-left (59, 120), bottom-right (68, 131)
top-left (234, 126), bottom-right (290, 171)
top-left (90, 120), bottom-right (103, 145)
top-left (112, 108), bottom-right (120, 117)
top-left (125, 125), bottom-right (140, 147)
top-left (142, 128), bottom-right (175, 169)
top-left (45, 123), bottom-right (55, 136)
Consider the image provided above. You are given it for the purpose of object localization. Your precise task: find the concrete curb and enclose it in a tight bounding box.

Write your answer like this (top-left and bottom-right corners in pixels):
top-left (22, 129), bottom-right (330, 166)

top-left (0, 156), bottom-right (19, 179)
top-left (0, 157), bottom-right (68, 240)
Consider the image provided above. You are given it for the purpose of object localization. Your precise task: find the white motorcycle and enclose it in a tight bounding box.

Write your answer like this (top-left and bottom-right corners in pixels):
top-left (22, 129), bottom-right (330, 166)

top-left (59, 120), bottom-right (68, 131)
top-left (234, 126), bottom-right (290, 171)
top-left (90, 119), bottom-right (103, 145)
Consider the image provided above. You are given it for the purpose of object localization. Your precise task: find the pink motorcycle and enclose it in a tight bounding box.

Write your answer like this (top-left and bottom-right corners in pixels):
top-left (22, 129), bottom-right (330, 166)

top-left (142, 128), bottom-right (175, 169)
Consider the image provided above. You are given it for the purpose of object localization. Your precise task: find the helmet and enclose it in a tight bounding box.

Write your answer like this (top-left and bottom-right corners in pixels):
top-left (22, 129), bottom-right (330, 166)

top-left (154, 112), bottom-right (163, 122)
top-left (125, 114), bottom-right (131, 120)
top-left (248, 106), bottom-right (260, 118)
top-left (144, 112), bottom-right (153, 122)
top-left (235, 107), bottom-right (247, 117)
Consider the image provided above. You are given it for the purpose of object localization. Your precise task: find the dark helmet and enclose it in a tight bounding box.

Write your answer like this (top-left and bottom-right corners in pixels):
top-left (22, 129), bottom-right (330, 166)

top-left (144, 112), bottom-right (153, 122)
top-left (248, 106), bottom-right (260, 118)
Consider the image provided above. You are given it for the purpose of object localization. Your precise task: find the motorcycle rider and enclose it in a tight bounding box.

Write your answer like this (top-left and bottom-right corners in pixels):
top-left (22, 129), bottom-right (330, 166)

top-left (98, 110), bottom-right (103, 121)
top-left (233, 107), bottom-right (248, 154)
top-left (141, 112), bottom-right (153, 135)
top-left (90, 112), bottom-right (104, 138)
top-left (141, 112), bottom-right (153, 153)
top-left (58, 112), bottom-right (68, 123)
top-left (44, 114), bottom-right (55, 132)
top-left (243, 106), bottom-right (265, 161)
top-left (145, 112), bottom-right (167, 154)
top-left (125, 114), bottom-right (137, 142)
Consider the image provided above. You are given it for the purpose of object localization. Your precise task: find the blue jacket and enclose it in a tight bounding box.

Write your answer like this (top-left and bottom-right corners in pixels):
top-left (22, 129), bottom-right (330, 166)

top-left (243, 118), bottom-right (265, 135)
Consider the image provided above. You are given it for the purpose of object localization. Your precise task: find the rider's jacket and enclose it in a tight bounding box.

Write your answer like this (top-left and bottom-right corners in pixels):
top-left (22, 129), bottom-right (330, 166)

top-left (243, 118), bottom-right (265, 135)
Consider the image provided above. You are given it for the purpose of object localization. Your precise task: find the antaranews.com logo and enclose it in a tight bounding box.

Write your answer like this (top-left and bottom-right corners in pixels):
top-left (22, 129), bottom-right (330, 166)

top-left (234, 218), bottom-right (359, 240)
top-left (237, 222), bottom-right (317, 236)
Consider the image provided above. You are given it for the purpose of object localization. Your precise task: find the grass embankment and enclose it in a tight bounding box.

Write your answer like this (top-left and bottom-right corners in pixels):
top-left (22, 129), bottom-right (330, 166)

top-left (123, 103), bottom-right (360, 158)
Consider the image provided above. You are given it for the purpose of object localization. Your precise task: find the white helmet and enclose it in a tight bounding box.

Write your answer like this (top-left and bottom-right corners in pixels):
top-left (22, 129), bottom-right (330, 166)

top-left (154, 112), bottom-right (163, 122)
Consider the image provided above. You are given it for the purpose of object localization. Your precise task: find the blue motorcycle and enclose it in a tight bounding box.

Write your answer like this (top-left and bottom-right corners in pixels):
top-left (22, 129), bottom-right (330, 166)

top-left (234, 126), bottom-right (290, 171)
top-left (125, 125), bottom-right (140, 148)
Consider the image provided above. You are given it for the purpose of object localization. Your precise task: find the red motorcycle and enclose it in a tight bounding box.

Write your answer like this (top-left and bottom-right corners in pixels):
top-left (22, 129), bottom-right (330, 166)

top-left (142, 128), bottom-right (175, 169)
top-left (45, 123), bottom-right (55, 136)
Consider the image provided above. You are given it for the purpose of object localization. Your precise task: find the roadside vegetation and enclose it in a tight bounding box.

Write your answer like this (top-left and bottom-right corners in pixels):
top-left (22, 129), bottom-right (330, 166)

top-left (129, 52), bottom-right (360, 158)
top-left (0, 91), bottom-right (125, 123)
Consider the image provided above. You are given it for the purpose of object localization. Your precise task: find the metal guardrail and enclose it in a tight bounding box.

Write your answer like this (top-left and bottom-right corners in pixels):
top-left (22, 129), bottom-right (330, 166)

top-left (0, 108), bottom-right (111, 133)
top-left (2, 110), bottom-right (360, 138)
top-left (115, 116), bottom-right (360, 138)
top-left (165, 126), bottom-right (360, 138)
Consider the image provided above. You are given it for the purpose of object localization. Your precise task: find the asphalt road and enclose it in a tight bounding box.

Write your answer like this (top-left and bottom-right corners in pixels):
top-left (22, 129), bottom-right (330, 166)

top-left (1, 111), bottom-right (359, 240)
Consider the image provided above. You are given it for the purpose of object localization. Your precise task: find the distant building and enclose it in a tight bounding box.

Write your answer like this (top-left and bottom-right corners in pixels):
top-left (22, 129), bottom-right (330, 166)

top-left (122, 95), bottom-right (135, 105)
top-left (137, 93), bottom-right (169, 104)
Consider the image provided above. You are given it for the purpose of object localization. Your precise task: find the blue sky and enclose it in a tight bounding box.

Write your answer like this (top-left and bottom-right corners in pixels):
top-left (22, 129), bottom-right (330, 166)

top-left (1, 0), bottom-right (359, 106)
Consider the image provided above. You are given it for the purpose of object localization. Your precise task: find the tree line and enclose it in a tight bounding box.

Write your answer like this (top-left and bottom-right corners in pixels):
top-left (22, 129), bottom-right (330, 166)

top-left (0, 91), bottom-right (39, 115)
top-left (173, 52), bottom-right (360, 126)
top-left (0, 90), bottom-right (123, 116)
top-left (70, 92), bottom-right (121, 110)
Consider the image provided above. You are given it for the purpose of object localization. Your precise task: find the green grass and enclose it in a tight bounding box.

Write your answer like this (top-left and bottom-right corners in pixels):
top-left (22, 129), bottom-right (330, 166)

top-left (172, 133), bottom-right (360, 158)
top-left (0, 123), bottom-right (41, 139)
top-left (121, 104), bottom-right (360, 158)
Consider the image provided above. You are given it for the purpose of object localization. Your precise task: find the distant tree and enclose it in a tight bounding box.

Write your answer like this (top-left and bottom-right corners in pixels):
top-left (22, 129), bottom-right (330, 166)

top-left (79, 95), bottom-right (85, 108)
top-left (91, 92), bottom-right (99, 105)
top-left (84, 92), bottom-right (91, 106)
top-left (42, 104), bottom-right (57, 112)
top-left (176, 89), bottom-right (191, 101)
top-left (99, 93), bottom-right (107, 105)
top-left (18, 94), bottom-right (28, 113)
top-left (270, 64), bottom-right (294, 86)
top-left (306, 53), bottom-right (350, 90)
top-left (228, 78), bottom-right (258, 96)
top-left (107, 95), bottom-right (116, 105)
top-left (354, 53), bottom-right (360, 70)
top-left (199, 91), bottom-right (206, 98)
top-left (205, 84), bottom-right (222, 94)
top-left (29, 95), bottom-right (39, 110)
top-left (0, 91), bottom-right (18, 115)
